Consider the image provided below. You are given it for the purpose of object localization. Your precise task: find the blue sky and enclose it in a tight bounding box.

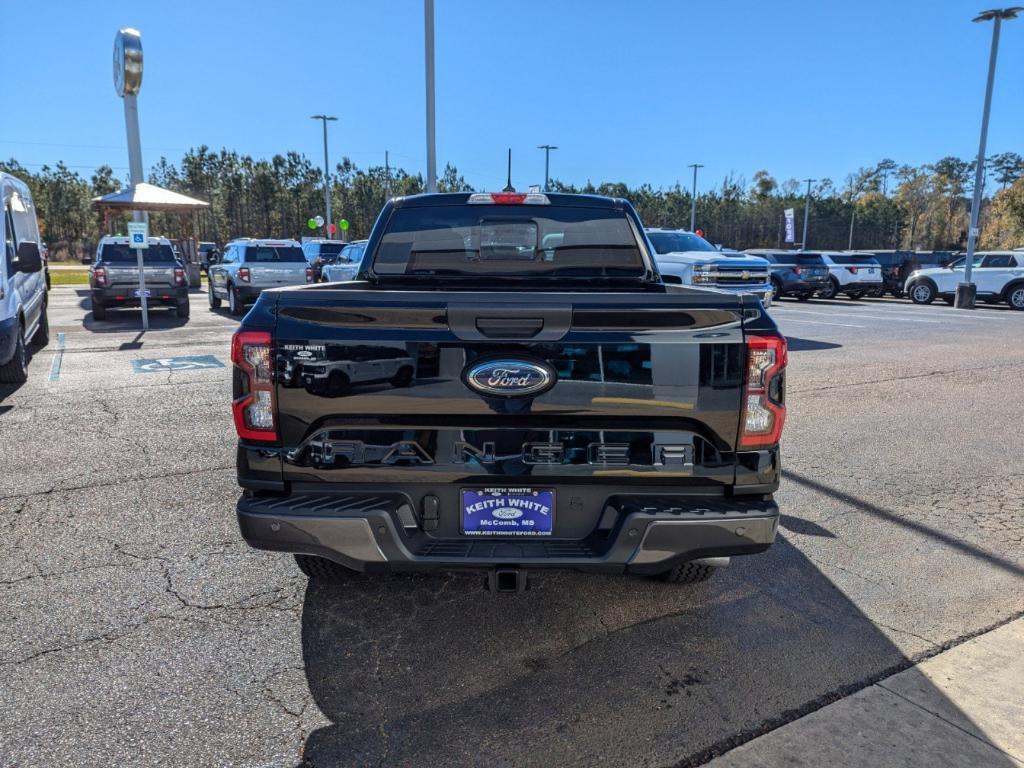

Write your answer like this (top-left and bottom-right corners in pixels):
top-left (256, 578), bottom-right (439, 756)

top-left (2, 0), bottom-right (1022, 193)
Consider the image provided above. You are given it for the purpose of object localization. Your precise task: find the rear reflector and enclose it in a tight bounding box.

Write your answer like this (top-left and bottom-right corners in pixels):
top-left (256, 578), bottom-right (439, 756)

top-left (231, 330), bottom-right (277, 442)
top-left (739, 334), bottom-right (787, 449)
top-left (468, 192), bottom-right (551, 205)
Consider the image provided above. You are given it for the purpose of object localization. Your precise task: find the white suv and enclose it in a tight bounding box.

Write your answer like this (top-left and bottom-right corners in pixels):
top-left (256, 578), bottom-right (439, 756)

top-left (816, 252), bottom-right (884, 300)
top-left (905, 251), bottom-right (1024, 309)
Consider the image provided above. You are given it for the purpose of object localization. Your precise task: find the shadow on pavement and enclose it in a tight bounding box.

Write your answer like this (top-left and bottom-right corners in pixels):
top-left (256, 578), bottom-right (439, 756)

top-left (786, 337), bottom-right (843, 352)
top-left (295, 536), bottom-right (1014, 767)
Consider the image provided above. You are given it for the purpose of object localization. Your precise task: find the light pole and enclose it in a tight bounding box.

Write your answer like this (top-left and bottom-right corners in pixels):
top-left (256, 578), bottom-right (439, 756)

top-left (688, 163), bottom-right (703, 231)
top-left (801, 178), bottom-right (817, 249)
top-left (538, 145), bottom-right (558, 192)
top-left (310, 115), bottom-right (337, 238)
top-left (424, 0), bottom-right (437, 193)
top-left (956, 6), bottom-right (1021, 309)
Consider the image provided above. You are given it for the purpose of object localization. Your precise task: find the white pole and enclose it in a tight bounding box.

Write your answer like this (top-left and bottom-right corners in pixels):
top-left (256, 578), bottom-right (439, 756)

top-left (124, 93), bottom-right (149, 330)
top-left (424, 0), bottom-right (437, 193)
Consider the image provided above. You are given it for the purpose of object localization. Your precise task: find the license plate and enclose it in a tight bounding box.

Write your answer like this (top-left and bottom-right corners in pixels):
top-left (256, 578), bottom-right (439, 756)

top-left (133, 288), bottom-right (152, 297)
top-left (462, 488), bottom-right (554, 537)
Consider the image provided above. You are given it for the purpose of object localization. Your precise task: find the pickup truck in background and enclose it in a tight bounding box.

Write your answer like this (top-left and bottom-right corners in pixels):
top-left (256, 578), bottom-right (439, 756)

top-left (232, 192), bottom-right (787, 591)
top-left (89, 235), bottom-right (190, 321)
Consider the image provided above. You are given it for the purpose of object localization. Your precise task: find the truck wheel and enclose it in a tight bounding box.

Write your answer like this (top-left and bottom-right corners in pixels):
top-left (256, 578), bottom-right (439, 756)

top-left (294, 554), bottom-right (360, 582)
top-left (391, 366), bottom-right (414, 388)
top-left (208, 282), bottom-right (221, 309)
top-left (327, 370), bottom-right (351, 396)
top-left (32, 299), bottom-right (49, 347)
top-left (228, 284), bottom-right (244, 316)
top-left (176, 298), bottom-right (190, 319)
top-left (653, 561), bottom-right (716, 584)
top-left (817, 278), bottom-right (839, 300)
top-left (909, 281), bottom-right (935, 305)
top-left (92, 299), bottom-right (107, 321)
top-left (0, 324), bottom-right (28, 383)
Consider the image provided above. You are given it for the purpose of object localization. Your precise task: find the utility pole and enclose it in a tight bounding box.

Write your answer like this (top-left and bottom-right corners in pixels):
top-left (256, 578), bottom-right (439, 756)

top-left (848, 207), bottom-right (856, 250)
top-left (801, 178), bottom-right (817, 250)
top-left (384, 150), bottom-right (391, 200)
top-left (956, 7), bottom-right (1020, 309)
top-left (688, 163), bottom-right (703, 231)
top-left (537, 145), bottom-right (558, 192)
top-left (310, 115), bottom-right (337, 238)
top-left (424, 0), bottom-right (437, 193)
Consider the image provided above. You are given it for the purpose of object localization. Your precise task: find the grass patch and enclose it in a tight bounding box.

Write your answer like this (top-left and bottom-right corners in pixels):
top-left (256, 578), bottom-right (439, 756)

top-left (50, 271), bottom-right (89, 286)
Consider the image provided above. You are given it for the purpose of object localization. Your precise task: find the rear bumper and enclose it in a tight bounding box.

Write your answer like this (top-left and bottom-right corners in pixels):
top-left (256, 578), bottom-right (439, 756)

top-left (237, 492), bottom-right (779, 575)
top-left (93, 286), bottom-right (188, 305)
top-left (838, 280), bottom-right (883, 293)
top-left (779, 278), bottom-right (827, 294)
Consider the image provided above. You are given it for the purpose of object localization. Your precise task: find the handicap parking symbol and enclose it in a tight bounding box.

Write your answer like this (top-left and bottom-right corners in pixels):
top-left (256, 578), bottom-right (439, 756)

top-left (132, 355), bottom-right (225, 373)
top-left (132, 232), bottom-right (145, 245)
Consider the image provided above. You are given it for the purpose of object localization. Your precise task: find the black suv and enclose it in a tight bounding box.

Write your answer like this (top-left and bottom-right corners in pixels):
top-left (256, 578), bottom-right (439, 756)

top-left (746, 250), bottom-right (829, 300)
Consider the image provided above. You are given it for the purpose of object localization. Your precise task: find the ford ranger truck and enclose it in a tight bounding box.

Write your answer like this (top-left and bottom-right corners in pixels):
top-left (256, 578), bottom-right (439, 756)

top-left (233, 192), bottom-right (786, 591)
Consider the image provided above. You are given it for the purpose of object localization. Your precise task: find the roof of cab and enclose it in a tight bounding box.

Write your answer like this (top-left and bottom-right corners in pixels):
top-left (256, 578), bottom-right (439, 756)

top-left (390, 192), bottom-right (629, 209)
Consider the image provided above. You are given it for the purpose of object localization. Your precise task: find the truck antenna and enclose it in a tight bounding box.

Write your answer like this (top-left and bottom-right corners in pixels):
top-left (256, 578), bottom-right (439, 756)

top-left (502, 148), bottom-right (514, 192)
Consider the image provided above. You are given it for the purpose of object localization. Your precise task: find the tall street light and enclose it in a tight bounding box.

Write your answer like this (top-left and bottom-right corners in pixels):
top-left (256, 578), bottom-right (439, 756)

top-left (538, 145), bottom-right (558, 192)
top-left (688, 163), bottom-right (703, 231)
top-left (801, 178), bottom-right (817, 250)
top-left (956, 6), bottom-right (1021, 309)
top-left (311, 115), bottom-right (337, 238)
top-left (424, 0), bottom-right (437, 193)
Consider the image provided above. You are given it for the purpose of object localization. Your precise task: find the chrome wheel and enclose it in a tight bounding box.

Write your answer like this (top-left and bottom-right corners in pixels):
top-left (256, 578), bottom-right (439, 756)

top-left (910, 283), bottom-right (934, 304)
top-left (1009, 287), bottom-right (1024, 310)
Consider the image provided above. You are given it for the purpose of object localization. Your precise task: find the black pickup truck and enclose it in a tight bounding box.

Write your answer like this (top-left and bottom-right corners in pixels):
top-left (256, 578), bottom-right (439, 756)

top-left (233, 192), bottom-right (787, 591)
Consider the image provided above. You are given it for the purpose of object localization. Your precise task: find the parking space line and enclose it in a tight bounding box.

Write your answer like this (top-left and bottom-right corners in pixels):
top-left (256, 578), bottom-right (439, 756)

top-left (778, 318), bottom-right (866, 328)
top-left (48, 332), bottom-right (66, 383)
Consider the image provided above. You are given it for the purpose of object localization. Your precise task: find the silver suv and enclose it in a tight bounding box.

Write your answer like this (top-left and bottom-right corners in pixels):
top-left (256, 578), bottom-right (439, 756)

top-left (208, 239), bottom-right (312, 316)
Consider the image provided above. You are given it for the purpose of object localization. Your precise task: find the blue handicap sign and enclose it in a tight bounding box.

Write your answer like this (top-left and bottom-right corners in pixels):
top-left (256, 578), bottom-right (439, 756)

top-left (132, 233), bottom-right (145, 244)
top-left (132, 355), bottom-right (224, 374)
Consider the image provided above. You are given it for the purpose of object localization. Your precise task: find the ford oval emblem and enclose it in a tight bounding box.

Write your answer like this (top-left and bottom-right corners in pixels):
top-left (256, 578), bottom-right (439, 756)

top-left (463, 358), bottom-right (556, 398)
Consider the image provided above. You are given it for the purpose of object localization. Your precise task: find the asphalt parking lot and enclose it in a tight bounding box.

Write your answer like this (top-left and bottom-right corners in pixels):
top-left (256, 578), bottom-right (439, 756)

top-left (1, 286), bottom-right (1022, 767)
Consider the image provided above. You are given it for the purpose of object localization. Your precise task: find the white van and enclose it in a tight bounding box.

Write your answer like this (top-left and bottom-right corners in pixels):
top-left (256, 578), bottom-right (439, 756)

top-left (1, 172), bottom-right (49, 383)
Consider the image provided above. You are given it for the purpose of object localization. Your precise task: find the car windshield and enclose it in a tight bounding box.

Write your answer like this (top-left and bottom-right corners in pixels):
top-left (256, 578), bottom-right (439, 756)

top-left (372, 205), bottom-right (646, 279)
top-left (100, 243), bottom-right (176, 262)
top-left (246, 245), bottom-right (305, 262)
top-left (647, 232), bottom-right (717, 254)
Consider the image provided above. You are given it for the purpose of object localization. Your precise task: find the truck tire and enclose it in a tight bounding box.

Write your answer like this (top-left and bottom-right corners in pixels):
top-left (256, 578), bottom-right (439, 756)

top-left (653, 561), bottom-right (716, 584)
top-left (176, 298), bottom-right (190, 319)
top-left (208, 282), bottom-right (221, 309)
top-left (0, 324), bottom-right (28, 383)
top-left (228, 283), bottom-right (244, 316)
top-left (391, 365), bottom-right (414, 388)
top-left (1006, 285), bottom-right (1024, 310)
top-left (817, 278), bottom-right (839, 300)
top-left (294, 554), bottom-right (361, 582)
top-left (32, 299), bottom-right (49, 347)
top-left (908, 281), bottom-right (936, 305)
top-left (92, 299), bottom-right (107, 321)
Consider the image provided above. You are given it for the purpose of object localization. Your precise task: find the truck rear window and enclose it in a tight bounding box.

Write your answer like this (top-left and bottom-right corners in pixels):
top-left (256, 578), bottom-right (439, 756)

top-left (100, 244), bottom-right (176, 262)
top-left (372, 206), bottom-right (645, 278)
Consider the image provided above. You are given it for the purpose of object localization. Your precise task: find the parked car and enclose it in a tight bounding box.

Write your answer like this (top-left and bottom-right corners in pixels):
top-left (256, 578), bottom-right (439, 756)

top-left (1, 172), bottom-right (49, 383)
top-left (745, 250), bottom-right (829, 301)
top-left (296, 345), bottom-right (415, 395)
top-left (816, 252), bottom-right (884, 299)
top-left (905, 251), bottom-right (1024, 309)
top-left (320, 240), bottom-right (367, 282)
top-left (233, 191), bottom-right (787, 590)
top-left (89, 236), bottom-right (190, 320)
top-left (301, 239), bottom-right (349, 281)
top-left (646, 228), bottom-right (773, 307)
top-left (208, 238), bottom-right (313, 316)
top-left (197, 242), bottom-right (219, 274)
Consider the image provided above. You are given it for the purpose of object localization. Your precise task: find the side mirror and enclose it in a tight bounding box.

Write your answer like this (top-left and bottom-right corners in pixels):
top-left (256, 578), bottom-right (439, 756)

top-left (16, 241), bottom-right (42, 273)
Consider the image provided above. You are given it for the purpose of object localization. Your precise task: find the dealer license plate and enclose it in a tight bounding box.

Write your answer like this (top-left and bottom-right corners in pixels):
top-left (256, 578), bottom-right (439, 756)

top-left (461, 488), bottom-right (554, 537)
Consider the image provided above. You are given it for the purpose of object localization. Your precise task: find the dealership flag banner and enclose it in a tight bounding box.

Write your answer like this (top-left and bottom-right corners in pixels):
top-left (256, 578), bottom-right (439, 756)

top-left (784, 208), bottom-right (796, 243)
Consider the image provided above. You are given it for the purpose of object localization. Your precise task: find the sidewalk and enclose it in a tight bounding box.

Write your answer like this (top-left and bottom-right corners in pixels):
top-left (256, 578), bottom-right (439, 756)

top-left (706, 618), bottom-right (1024, 767)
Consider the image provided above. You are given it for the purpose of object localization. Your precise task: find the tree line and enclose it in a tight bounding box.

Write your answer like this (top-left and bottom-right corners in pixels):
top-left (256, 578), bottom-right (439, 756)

top-left (3, 149), bottom-right (1023, 260)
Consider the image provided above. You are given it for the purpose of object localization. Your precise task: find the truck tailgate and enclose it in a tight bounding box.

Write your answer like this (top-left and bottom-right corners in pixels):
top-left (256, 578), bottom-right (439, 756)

top-left (266, 287), bottom-right (747, 489)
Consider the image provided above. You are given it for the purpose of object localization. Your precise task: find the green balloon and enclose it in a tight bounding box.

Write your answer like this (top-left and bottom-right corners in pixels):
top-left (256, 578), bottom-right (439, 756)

top-left (339, 219), bottom-right (350, 231)
top-left (307, 218), bottom-right (317, 230)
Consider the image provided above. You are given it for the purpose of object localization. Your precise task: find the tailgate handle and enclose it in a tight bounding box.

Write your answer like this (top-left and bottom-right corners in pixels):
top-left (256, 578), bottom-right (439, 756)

top-left (475, 317), bottom-right (544, 339)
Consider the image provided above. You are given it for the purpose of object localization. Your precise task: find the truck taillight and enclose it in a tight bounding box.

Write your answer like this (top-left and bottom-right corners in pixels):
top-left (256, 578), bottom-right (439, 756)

top-left (739, 334), bottom-right (787, 449)
top-left (174, 267), bottom-right (186, 286)
top-left (231, 331), bottom-right (277, 442)
top-left (305, 266), bottom-right (314, 283)
top-left (239, 267), bottom-right (251, 283)
top-left (94, 267), bottom-right (107, 287)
